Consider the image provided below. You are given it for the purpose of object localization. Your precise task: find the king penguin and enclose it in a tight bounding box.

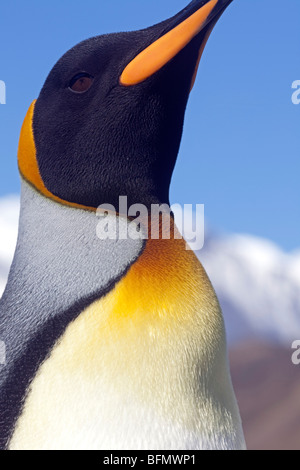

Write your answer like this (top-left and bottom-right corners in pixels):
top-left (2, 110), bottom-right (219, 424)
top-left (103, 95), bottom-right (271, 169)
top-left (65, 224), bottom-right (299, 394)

top-left (0, 0), bottom-right (246, 450)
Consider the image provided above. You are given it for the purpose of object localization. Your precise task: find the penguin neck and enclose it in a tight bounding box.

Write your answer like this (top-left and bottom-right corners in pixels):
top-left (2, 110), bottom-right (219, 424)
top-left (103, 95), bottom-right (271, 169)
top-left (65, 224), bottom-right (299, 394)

top-left (4, 178), bottom-right (146, 318)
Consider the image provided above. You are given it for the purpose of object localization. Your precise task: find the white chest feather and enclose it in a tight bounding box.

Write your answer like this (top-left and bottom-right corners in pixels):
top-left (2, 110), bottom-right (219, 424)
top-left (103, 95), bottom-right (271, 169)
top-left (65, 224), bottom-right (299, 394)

top-left (9, 279), bottom-right (245, 450)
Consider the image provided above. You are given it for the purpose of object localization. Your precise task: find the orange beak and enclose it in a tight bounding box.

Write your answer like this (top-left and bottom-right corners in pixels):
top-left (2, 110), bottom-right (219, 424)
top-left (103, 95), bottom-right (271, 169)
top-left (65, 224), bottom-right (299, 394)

top-left (120, 0), bottom-right (233, 88)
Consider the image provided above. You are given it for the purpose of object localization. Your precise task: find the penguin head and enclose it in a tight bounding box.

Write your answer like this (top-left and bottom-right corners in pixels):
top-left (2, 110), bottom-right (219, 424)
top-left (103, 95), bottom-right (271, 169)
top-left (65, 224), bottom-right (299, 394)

top-left (18, 0), bottom-right (233, 210)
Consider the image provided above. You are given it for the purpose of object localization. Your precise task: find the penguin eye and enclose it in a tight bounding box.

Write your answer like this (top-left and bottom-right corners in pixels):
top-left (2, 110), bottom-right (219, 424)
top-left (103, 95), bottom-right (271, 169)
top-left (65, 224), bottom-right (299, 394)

top-left (69, 73), bottom-right (94, 93)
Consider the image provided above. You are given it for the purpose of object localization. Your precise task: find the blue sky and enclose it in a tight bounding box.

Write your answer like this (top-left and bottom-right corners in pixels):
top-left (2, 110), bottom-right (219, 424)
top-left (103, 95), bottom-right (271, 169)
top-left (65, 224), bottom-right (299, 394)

top-left (0, 0), bottom-right (299, 251)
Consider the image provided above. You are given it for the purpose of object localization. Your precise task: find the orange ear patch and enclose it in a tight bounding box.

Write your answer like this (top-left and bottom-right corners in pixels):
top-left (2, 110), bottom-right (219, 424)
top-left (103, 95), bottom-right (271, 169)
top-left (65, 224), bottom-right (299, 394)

top-left (18, 100), bottom-right (95, 212)
top-left (18, 100), bottom-right (48, 196)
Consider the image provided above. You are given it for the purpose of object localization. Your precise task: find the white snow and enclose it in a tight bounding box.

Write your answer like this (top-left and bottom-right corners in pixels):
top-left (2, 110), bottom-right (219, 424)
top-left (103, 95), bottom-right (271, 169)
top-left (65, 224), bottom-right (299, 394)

top-left (0, 195), bottom-right (299, 347)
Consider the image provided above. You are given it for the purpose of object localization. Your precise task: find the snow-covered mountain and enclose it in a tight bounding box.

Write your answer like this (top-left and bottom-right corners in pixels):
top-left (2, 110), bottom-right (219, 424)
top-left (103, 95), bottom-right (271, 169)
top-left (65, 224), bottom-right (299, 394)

top-left (0, 195), bottom-right (299, 347)
top-left (199, 234), bottom-right (300, 347)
